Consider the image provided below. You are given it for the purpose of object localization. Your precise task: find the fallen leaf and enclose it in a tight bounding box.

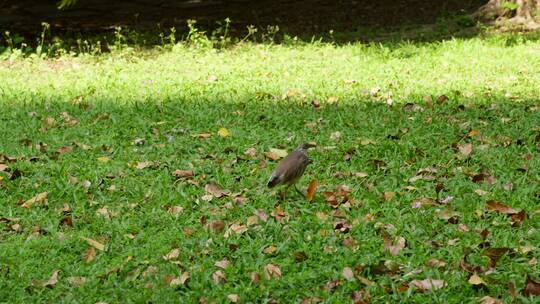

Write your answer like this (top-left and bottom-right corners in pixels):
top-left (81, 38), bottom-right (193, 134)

top-left (207, 75), bottom-right (218, 82)
top-left (21, 192), bottom-right (48, 208)
top-left (217, 128), bottom-right (230, 137)
top-left (207, 220), bottom-right (226, 233)
top-left (342, 267), bottom-right (355, 281)
top-left (510, 210), bottom-right (527, 226)
top-left (214, 259), bottom-right (229, 269)
top-left (468, 273), bottom-right (486, 286)
top-left (522, 276), bottom-right (540, 296)
top-left (264, 263), bottom-right (281, 279)
top-left (224, 223), bottom-right (248, 238)
top-left (212, 270), bottom-right (226, 284)
top-left (383, 234), bottom-right (406, 256)
top-left (254, 209), bottom-right (269, 222)
top-left (306, 179), bottom-right (318, 202)
top-left (458, 143), bottom-right (473, 157)
top-left (80, 237), bottom-right (105, 251)
top-left (486, 200), bottom-right (519, 215)
top-left (342, 237), bottom-right (358, 249)
top-left (246, 215), bottom-right (259, 226)
top-left (170, 271), bottom-right (190, 286)
top-left (426, 259), bottom-right (446, 268)
top-left (193, 133), bottom-right (212, 139)
top-left (67, 276), bottom-right (87, 287)
top-left (227, 294), bottom-right (239, 303)
top-left (135, 161), bottom-right (152, 169)
top-left (250, 272), bottom-right (260, 283)
top-left (353, 172), bottom-right (368, 178)
top-left (173, 169), bottom-right (193, 178)
top-left (383, 192), bottom-right (395, 201)
top-left (163, 248), bottom-right (180, 261)
top-left (411, 278), bottom-right (444, 290)
top-left (83, 246), bottom-right (96, 262)
top-left (264, 148), bottom-right (288, 160)
top-left (244, 147), bottom-right (257, 157)
top-left (330, 131), bottom-right (341, 141)
top-left (271, 205), bottom-right (286, 222)
top-left (56, 146), bottom-right (73, 154)
top-left (97, 156), bottom-right (111, 163)
top-left (260, 244), bottom-right (278, 255)
top-left (205, 182), bottom-right (229, 198)
top-left (479, 296), bottom-right (503, 304)
top-left (42, 270), bottom-right (60, 288)
top-left (482, 248), bottom-right (509, 268)
top-left (474, 189), bottom-right (489, 196)
top-left (411, 197), bottom-right (436, 208)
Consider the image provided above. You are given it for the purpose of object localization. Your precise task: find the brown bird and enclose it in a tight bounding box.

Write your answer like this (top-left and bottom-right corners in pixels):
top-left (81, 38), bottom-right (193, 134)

top-left (267, 142), bottom-right (316, 198)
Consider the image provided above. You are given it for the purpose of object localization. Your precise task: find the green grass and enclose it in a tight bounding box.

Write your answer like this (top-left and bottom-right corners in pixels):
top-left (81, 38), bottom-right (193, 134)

top-left (1, 33), bottom-right (540, 303)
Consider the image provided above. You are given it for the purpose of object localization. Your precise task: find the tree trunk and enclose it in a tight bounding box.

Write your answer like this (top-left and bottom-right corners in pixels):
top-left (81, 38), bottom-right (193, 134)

top-left (475, 0), bottom-right (540, 29)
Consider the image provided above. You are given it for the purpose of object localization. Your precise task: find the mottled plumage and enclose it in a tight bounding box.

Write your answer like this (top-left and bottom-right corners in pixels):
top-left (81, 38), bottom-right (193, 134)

top-left (267, 142), bottom-right (316, 197)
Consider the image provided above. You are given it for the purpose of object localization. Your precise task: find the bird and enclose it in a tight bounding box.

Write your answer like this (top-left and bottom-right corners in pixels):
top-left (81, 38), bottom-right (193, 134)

top-left (267, 142), bottom-right (316, 199)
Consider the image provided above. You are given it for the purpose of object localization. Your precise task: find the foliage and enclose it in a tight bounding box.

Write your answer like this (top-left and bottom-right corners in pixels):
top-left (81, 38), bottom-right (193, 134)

top-left (1, 31), bottom-right (540, 303)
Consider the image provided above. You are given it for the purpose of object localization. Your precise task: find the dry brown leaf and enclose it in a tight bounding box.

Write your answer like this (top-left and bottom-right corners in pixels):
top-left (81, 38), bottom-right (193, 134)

top-left (212, 270), bottom-right (226, 284)
top-left (479, 296), bottom-right (503, 304)
top-left (383, 192), bottom-right (395, 201)
top-left (205, 182), bottom-right (229, 198)
top-left (134, 161), bottom-right (152, 169)
top-left (207, 220), bottom-right (226, 233)
top-left (411, 278), bottom-right (444, 290)
top-left (80, 237), bottom-right (105, 251)
top-left (224, 223), bottom-right (248, 238)
top-left (458, 143), bottom-right (473, 157)
top-left (426, 259), bottom-right (446, 268)
top-left (163, 248), bottom-right (180, 261)
top-left (250, 272), bottom-right (260, 284)
top-left (383, 235), bottom-right (406, 256)
top-left (342, 267), bottom-right (355, 281)
top-left (522, 276), bottom-right (540, 296)
top-left (227, 294), bottom-right (239, 303)
top-left (170, 271), bottom-right (190, 286)
top-left (486, 200), bottom-right (519, 214)
top-left (306, 179), bottom-right (318, 202)
top-left (56, 146), bottom-right (73, 154)
top-left (193, 133), bottom-right (212, 139)
top-left (411, 197), bottom-right (436, 208)
top-left (474, 189), bottom-right (489, 196)
top-left (22, 192), bottom-right (48, 208)
top-left (67, 276), bottom-right (87, 287)
top-left (244, 147), bottom-right (257, 157)
top-left (271, 205), bottom-right (286, 222)
top-left (246, 215), bottom-right (259, 226)
top-left (214, 259), bottom-right (229, 269)
top-left (42, 270), bottom-right (60, 288)
top-left (264, 263), bottom-right (281, 280)
top-left (482, 248), bottom-right (509, 268)
top-left (263, 246), bottom-right (277, 254)
top-left (0, 164), bottom-right (8, 172)
top-left (172, 169), bottom-right (194, 178)
top-left (468, 273), bottom-right (486, 286)
top-left (254, 209), bottom-right (269, 222)
top-left (83, 246), bottom-right (96, 263)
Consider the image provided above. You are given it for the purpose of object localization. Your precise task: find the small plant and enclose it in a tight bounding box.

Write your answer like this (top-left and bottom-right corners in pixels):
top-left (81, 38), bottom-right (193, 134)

top-left (113, 26), bottom-right (126, 50)
top-left (185, 19), bottom-right (211, 48)
top-left (262, 25), bottom-right (280, 43)
top-left (211, 18), bottom-right (232, 49)
top-left (240, 25), bottom-right (258, 43)
top-left (36, 22), bottom-right (50, 57)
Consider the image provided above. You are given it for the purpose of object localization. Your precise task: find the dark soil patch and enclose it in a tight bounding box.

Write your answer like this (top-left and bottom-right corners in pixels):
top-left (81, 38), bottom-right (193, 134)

top-left (2, 0), bottom-right (486, 37)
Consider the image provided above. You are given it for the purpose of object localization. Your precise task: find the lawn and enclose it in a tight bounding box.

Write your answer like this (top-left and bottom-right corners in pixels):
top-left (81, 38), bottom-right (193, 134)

top-left (1, 31), bottom-right (540, 303)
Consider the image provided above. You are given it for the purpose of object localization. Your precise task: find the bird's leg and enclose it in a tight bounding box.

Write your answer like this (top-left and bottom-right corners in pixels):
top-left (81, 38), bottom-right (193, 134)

top-left (279, 185), bottom-right (291, 200)
top-left (294, 183), bottom-right (304, 197)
